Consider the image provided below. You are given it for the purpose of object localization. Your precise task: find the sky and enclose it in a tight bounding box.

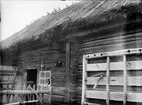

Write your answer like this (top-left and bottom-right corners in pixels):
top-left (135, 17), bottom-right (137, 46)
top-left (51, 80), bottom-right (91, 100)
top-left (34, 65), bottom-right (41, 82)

top-left (0, 0), bottom-right (80, 41)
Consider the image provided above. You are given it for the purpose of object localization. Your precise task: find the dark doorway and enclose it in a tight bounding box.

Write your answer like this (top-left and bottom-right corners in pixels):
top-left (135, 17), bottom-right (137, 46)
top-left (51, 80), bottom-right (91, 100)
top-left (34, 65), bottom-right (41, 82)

top-left (26, 69), bottom-right (37, 89)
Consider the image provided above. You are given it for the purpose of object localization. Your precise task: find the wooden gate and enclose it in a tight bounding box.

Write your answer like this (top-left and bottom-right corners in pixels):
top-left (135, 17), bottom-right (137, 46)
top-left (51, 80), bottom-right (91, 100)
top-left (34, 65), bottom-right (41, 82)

top-left (82, 48), bottom-right (142, 105)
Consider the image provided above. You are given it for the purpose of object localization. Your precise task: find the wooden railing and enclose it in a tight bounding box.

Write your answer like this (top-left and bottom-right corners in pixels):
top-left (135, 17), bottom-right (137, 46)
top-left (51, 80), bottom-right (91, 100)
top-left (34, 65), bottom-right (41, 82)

top-left (0, 90), bottom-right (51, 105)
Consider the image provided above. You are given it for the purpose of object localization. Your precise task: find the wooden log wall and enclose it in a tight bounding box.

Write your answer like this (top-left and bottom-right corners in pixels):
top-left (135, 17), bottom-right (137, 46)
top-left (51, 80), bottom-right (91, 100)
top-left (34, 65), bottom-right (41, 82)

top-left (76, 30), bottom-right (142, 104)
top-left (18, 42), bottom-right (67, 104)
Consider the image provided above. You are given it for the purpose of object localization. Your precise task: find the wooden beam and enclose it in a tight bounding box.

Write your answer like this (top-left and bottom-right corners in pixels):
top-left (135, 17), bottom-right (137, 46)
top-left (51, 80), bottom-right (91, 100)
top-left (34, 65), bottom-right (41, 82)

top-left (87, 60), bottom-right (142, 71)
top-left (86, 90), bottom-right (142, 102)
top-left (65, 41), bottom-right (71, 103)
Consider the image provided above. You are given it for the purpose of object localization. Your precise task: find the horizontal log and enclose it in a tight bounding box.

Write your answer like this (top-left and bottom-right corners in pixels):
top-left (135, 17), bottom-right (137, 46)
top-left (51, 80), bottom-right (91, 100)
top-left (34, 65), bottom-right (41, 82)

top-left (86, 90), bottom-right (142, 102)
top-left (87, 60), bottom-right (142, 71)
top-left (51, 95), bottom-right (65, 102)
top-left (81, 32), bottom-right (142, 49)
top-left (52, 87), bottom-right (65, 96)
top-left (51, 67), bottom-right (66, 72)
top-left (51, 82), bottom-right (66, 87)
top-left (86, 77), bottom-right (142, 86)
top-left (80, 40), bottom-right (142, 54)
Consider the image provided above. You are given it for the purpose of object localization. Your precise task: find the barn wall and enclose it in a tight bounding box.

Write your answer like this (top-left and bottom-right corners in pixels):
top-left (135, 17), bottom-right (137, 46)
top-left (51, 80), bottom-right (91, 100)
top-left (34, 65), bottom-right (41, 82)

top-left (76, 30), bottom-right (142, 104)
top-left (17, 42), bottom-right (68, 103)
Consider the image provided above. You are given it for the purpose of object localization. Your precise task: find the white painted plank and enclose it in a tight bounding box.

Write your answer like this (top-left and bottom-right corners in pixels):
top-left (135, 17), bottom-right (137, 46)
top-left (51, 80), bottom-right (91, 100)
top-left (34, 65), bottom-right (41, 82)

top-left (127, 60), bottom-right (142, 70)
top-left (81, 55), bottom-right (88, 105)
top-left (86, 90), bottom-right (142, 102)
top-left (123, 55), bottom-right (127, 105)
top-left (87, 63), bottom-right (107, 71)
top-left (106, 57), bottom-right (110, 105)
top-left (87, 61), bottom-right (142, 71)
top-left (86, 77), bottom-right (142, 86)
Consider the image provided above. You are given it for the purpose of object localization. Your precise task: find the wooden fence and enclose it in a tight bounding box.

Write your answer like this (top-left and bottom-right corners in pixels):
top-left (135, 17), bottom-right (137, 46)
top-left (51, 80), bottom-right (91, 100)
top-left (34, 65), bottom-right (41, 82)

top-left (0, 65), bottom-right (51, 105)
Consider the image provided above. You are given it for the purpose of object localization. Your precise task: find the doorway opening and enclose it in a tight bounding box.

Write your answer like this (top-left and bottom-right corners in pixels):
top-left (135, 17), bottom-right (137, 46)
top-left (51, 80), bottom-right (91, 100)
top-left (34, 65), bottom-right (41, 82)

top-left (26, 69), bottom-right (37, 89)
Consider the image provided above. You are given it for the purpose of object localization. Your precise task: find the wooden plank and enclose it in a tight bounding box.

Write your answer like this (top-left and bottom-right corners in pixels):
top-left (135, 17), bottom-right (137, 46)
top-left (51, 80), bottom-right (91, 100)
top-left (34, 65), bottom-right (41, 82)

top-left (85, 48), bottom-right (142, 59)
top-left (106, 57), bottom-right (110, 105)
top-left (81, 55), bottom-right (87, 105)
top-left (87, 60), bottom-right (142, 71)
top-left (86, 77), bottom-right (142, 86)
top-left (123, 55), bottom-right (127, 105)
top-left (86, 90), bottom-right (142, 102)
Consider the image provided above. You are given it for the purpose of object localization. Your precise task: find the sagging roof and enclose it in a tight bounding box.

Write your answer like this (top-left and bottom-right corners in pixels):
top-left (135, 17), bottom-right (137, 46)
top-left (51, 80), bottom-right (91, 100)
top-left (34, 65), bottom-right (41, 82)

top-left (0, 0), bottom-right (142, 49)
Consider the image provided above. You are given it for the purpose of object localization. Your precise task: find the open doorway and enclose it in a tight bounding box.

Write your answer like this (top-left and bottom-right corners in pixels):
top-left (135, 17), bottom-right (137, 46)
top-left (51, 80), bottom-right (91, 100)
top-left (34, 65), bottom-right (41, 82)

top-left (26, 69), bottom-right (37, 89)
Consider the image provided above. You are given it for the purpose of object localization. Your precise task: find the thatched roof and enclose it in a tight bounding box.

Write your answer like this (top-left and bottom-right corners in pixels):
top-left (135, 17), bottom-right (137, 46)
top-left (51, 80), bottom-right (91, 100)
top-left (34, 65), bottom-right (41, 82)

top-left (1, 0), bottom-right (142, 49)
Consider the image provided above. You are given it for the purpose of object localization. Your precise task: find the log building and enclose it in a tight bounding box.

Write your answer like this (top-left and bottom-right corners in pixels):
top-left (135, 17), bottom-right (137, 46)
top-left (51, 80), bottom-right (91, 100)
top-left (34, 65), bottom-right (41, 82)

top-left (0, 0), bottom-right (142, 105)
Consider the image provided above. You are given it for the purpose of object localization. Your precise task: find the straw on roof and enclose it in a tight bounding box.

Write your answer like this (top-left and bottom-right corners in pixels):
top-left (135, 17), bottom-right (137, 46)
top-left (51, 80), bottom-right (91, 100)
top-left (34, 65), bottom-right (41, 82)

top-left (0, 0), bottom-right (142, 49)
